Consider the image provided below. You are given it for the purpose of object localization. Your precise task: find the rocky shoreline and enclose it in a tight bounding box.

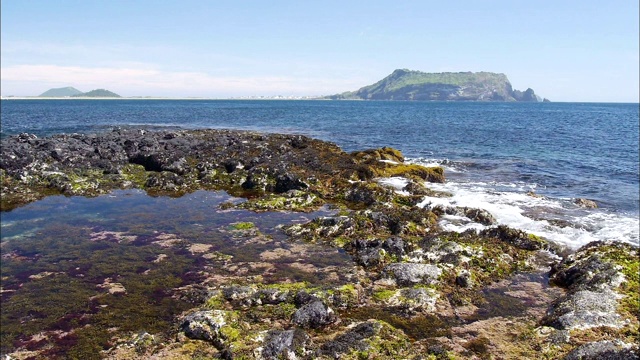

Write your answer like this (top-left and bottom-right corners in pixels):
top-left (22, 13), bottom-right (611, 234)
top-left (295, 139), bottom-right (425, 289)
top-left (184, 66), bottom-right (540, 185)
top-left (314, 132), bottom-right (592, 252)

top-left (1, 128), bottom-right (638, 359)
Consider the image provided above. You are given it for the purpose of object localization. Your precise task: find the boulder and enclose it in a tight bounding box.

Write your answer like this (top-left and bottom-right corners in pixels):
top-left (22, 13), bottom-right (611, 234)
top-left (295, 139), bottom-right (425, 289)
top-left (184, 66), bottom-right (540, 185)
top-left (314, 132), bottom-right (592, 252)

top-left (318, 321), bottom-right (379, 358)
top-left (549, 241), bottom-right (632, 291)
top-left (563, 340), bottom-right (639, 360)
top-left (292, 300), bottom-right (337, 329)
top-left (222, 285), bottom-right (256, 306)
top-left (543, 241), bottom-right (637, 331)
top-left (179, 310), bottom-right (229, 348)
top-left (274, 173), bottom-right (307, 193)
top-left (261, 328), bottom-right (312, 360)
top-left (543, 290), bottom-right (623, 330)
top-left (383, 263), bottom-right (442, 286)
top-left (480, 225), bottom-right (546, 250)
top-left (351, 237), bottom-right (407, 268)
top-left (574, 198), bottom-right (598, 208)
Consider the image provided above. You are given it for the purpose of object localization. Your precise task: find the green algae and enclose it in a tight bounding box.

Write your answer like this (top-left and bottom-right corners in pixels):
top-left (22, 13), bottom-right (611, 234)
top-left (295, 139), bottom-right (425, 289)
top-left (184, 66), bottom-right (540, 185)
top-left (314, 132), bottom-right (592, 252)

top-left (438, 231), bottom-right (537, 288)
top-left (600, 245), bottom-right (640, 321)
top-left (120, 163), bottom-right (148, 188)
top-left (373, 289), bottom-right (397, 302)
top-left (237, 190), bottom-right (323, 212)
top-left (376, 164), bottom-right (445, 183)
top-left (230, 222), bottom-right (256, 230)
top-left (0, 225), bottom-right (196, 357)
top-left (345, 307), bottom-right (452, 340)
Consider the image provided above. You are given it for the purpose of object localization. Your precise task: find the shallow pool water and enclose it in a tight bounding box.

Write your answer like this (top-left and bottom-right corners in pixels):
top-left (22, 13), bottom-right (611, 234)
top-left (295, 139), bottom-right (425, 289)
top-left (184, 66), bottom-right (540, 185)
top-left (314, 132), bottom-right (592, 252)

top-left (0, 190), bottom-right (353, 357)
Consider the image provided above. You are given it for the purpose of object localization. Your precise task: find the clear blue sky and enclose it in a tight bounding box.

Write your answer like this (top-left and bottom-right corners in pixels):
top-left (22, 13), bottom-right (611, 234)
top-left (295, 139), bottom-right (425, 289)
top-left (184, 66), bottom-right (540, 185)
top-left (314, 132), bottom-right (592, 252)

top-left (2, 1), bottom-right (638, 101)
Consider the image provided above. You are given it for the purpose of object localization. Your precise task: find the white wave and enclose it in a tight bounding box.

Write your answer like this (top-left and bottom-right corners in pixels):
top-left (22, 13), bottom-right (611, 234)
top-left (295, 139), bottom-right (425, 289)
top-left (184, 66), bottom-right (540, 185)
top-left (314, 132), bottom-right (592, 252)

top-left (407, 158), bottom-right (463, 173)
top-left (377, 177), bottom-right (409, 191)
top-left (418, 180), bottom-right (639, 249)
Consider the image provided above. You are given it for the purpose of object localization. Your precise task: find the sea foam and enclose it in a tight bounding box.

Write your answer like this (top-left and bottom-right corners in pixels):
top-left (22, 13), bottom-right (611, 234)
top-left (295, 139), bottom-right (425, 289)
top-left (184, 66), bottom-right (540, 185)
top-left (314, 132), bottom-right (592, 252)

top-left (398, 158), bottom-right (640, 249)
top-left (415, 179), bottom-right (639, 249)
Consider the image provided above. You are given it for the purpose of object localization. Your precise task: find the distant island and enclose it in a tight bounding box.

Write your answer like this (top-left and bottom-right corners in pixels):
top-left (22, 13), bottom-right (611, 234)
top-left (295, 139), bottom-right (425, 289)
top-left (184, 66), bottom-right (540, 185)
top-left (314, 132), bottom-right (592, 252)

top-left (38, 87), bottom-right (121, 98)
top-left (327, 69), bottom-right (548, 102)
top-left (38, 87), bottom-right (84, 97)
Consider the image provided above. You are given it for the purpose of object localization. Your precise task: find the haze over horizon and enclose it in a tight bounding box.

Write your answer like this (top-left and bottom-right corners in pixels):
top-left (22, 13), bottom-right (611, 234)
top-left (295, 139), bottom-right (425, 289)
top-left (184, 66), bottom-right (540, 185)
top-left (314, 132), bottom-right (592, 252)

top-left (1, 1), bottom-right (638, 102)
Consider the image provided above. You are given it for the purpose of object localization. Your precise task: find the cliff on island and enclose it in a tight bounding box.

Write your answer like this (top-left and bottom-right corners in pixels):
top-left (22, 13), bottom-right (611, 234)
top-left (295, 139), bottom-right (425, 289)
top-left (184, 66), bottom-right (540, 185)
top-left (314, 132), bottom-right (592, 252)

top-left (0, 129), bottom-right (635, 359)
top-left (328, 69), bottom-right (545, 102)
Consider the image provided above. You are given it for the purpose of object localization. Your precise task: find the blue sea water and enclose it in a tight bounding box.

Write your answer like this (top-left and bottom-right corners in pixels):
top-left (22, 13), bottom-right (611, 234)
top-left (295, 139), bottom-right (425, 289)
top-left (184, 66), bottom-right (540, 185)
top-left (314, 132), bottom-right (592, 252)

top-left (1, 99), bottom-right (638, 248)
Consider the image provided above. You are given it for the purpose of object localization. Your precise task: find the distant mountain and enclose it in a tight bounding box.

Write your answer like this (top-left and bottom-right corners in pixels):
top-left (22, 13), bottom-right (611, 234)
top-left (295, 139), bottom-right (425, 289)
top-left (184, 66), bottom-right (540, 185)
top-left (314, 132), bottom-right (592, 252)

top-left (72, 89), bottom-right (121, 98)
top-left (39, 87), bottom-right (83, 97)
top-left (327, 69), bottom-right (544, 102)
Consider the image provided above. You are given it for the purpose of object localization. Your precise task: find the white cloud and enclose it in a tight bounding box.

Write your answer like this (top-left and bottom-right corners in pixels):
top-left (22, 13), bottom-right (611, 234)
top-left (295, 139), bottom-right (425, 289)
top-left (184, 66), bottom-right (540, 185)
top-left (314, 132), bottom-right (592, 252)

top-left (1, 64), bottom-right (362, 97)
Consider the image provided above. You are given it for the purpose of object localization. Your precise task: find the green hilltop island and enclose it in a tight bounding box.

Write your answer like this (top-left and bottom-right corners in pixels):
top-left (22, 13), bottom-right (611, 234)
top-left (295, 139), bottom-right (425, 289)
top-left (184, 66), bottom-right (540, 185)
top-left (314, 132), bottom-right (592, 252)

top-left (327, 69), bottom-right (550, 102)
top-left (38, 87), bottom-right (121, 98)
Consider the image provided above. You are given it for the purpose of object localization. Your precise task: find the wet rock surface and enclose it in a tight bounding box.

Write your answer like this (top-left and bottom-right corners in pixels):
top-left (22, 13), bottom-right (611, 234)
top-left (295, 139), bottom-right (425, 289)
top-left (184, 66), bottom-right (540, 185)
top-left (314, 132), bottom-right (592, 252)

top-left (1, 128), bottom-right (637, 359)
top-left (292, 300), bottom-right (337, 329)
top-left (261, 329), bottom-right (312, 360)
top-left (563, 340), bottom-right (639, 360)
top-left (317, 321), bottom-right (379, 358)
top-left (180, 310), bottom-right (230, 349)
top-left (383, 263), bottom-right (442, 286)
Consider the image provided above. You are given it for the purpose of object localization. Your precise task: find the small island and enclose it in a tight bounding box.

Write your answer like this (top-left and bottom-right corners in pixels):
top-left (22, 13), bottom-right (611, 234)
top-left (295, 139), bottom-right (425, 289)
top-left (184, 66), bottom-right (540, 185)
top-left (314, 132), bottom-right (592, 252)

top-left (72, 89), bottom-right (121, 98)
top-left (38, 87), bottom-right (121, 98)
top-left (328, 69), bottom-right (547, 102)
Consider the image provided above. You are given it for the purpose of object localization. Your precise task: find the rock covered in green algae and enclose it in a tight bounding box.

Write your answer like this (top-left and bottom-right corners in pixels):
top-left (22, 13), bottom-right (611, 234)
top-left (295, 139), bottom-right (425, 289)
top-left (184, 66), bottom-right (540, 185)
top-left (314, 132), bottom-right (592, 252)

top-left (179, 310), bottom-right (231, 348)
top-left (382, 263), bottom-right (442, 286)
top-left (544, 240), bottom-right (638, 330)
top-left (0, 128), bottom-right (445, 212)
top-left (544, 290), bottom-right (624, 330)
top-left (372, 286), bottom-right (440, 314)
top-left (539, 241), bottom-right (639, 358)
top-left (317, 321), bottom-right (379, 358)
top-left (431, 204), bottom-right (497, 225)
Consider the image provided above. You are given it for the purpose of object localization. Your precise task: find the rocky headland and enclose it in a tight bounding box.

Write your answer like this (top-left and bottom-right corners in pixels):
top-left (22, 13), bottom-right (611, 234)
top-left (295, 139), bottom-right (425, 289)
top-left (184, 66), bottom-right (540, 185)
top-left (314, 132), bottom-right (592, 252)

top-left (1, 128), bottom-right (636, 359)
top-left (327, 69), bottom-right (547, 102)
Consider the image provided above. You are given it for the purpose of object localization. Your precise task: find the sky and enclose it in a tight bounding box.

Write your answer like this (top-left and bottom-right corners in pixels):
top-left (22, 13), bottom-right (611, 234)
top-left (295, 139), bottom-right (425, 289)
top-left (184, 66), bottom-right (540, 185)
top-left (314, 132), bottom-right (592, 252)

top-left (1, 1), bottom-right (638, 102)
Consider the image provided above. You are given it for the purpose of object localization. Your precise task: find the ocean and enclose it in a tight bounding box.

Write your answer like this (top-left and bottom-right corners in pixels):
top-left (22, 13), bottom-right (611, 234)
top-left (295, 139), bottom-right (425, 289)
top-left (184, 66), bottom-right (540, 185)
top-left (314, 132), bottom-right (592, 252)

top-left (1, 99), bottom-right (638, 249)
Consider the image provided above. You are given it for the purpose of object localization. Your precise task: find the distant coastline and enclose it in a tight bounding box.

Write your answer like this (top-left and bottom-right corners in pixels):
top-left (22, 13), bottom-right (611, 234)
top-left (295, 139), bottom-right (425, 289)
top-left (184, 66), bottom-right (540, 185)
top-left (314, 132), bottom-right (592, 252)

top-left (1, 96), bottom-right (637, 104)
top-left (1, 96), bottom-right (326, 100)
